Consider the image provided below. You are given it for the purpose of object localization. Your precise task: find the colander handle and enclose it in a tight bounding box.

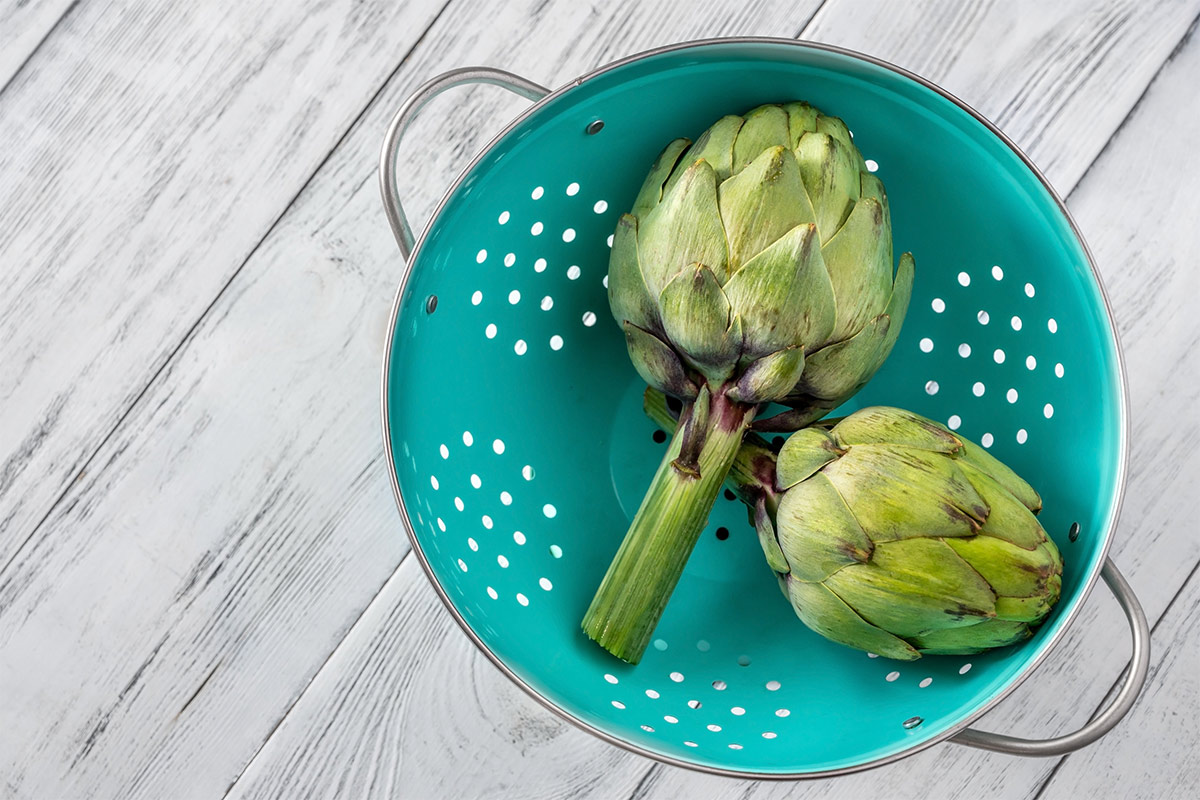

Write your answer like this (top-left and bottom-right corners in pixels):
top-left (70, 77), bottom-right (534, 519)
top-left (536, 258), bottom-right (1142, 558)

top-left (952, 557), bottom-right (1150, 756)
top-left (379, 67), bottom-right (550, 260)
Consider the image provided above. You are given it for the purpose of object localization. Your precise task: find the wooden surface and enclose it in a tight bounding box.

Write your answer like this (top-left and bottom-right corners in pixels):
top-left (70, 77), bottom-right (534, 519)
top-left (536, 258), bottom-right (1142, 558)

top-left (1, 1), bottom-right (1197, 797)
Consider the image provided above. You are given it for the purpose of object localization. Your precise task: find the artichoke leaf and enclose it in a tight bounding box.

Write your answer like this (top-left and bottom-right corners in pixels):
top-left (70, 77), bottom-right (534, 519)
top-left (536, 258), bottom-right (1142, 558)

top-left (795, 132), bottom-right (860, 243)
top-left (672, 385), bottom-right (712, 477)
top-left (775, 472), bottom-right (872, 581)
top-left (632, 138), bottom-right (691, 218)
top-left (791, 314), bottom-right (889, 401)
top-left (821, 196), bottom-right (893, 340)
top-left (658, 264), bottom-right (736, 379)
top-left (993, 591), bottom-right (1059, 623)
top-left (815, 114), bottom-right (859, 162)
top-left (859, 171), bottom-right (889, 219)
top-left (718, 145), bottom-right (815, 270)
top-left (959, 437), bottom-right (1043, 512)
top-left (676, 115), bottom-right (743, 184)
top-left (945, 534), bottom-right (1060, 600)
top-left (776, 426), bottom-right (842, 489)
top-left (729, 346), bottom-right (806, 404)
top-left (785, 577), bottom-right (919, 660)
top-left (732, 105), bottom-right (792, 171)
top-left (782, 102), bottom-right (819, 147)
top-left (755, 496), bottom-right (790, 574)
top-left (752, 401), bottom-right (839, 433)
top-left (959, 463), bottom-right (1049, 550)
top-left (622, 321), bottom-right (698, 400)
top-left (831, 406), bottom-right (963, 454)
top-left (639, 159), bottom-right (730, 292)
top-left (909, 619), bottom-right (1030, 654)
top-left (822, 445), bottom-right (988, 540)
top-left (722, 222), bottom-right (836, 356)
top-left (607, 214), bottom-right (658, 332)
top-left (824, 538), bottom-right (997, 637)
top-left (871, 251), bottom-right (915, 371)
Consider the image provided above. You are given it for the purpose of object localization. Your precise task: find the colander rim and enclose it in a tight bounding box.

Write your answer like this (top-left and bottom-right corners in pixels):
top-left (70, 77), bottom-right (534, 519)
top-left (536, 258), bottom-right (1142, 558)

top-left (380, 35), bottom-right (1130, 779)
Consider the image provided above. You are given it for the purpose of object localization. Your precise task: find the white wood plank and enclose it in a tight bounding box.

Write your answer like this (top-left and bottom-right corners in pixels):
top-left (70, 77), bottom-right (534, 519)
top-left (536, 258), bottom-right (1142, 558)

top-left (0, 0), bottom-right (830, 797)
top-left (0, 0), bottom-right (73, 90)
top-left (221, 2), bottom-right (1200, 798)
top-left (0, 0), bottom-right (448, 565)
top-left (1038, 568), bottom-right (1200, 800)
top-left (805, 0), bottom-right (1200, 192)
top-left (230, 558), bottom-right (657, 800)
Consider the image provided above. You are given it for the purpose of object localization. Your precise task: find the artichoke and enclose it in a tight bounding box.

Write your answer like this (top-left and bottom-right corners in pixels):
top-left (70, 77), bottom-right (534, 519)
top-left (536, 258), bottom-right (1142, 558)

top-left (609, 102), bottom-right (914, 425)
top-left (584, 103), bottom-right (914, 663)
top-left (644, 391), bottom-right (1063, 659)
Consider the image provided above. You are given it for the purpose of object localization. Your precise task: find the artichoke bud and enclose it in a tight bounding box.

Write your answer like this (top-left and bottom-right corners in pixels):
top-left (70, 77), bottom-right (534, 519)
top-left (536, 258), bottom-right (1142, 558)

top-left (774, 407), bottom-right (1063, 658)
top-left (609, 102), bottom-right (915, 424)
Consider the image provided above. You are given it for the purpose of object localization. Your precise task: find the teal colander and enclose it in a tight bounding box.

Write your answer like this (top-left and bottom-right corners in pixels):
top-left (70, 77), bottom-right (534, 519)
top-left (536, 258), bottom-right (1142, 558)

top-left (379, 39), bottom-right (1150, 778)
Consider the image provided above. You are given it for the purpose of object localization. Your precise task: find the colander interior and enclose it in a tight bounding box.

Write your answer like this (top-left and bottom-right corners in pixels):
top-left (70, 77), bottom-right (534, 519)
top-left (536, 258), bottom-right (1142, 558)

top-left (384, 41), bottom-right (1123, 775)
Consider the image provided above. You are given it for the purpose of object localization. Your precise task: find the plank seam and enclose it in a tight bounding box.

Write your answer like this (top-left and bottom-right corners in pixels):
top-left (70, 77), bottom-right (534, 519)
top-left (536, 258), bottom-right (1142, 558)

top-left (623, 763), bottom-right (662, 800)
top-left (219, 548), bottom-right (418, 797)
top-left (1030, 558), bottom-right (1200, 800)
top-left (792, 0), bottom-right (830, 39)
top-left (1066, 8), bottom-right (1200, 198)
top-left (0, 0), bottom-right (80, 101)
top-left (1025, 18), bottom-right (1200, 795)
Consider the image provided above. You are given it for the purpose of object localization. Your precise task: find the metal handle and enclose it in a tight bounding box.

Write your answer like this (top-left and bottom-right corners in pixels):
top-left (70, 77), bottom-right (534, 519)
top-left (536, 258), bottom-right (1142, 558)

top-left (952, 557), bottom-right (1150, 756)
top-left (379, 67), bottom-right (550, 260)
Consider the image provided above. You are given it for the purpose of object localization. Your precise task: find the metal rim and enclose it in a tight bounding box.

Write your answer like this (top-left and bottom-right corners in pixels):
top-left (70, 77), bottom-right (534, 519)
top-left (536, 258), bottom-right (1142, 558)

top-left (379, 36), bottom-right (1131, 780)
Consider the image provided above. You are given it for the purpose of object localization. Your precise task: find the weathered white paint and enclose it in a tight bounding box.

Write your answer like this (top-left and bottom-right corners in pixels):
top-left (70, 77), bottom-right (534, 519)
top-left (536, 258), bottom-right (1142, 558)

top-left (1040, 568), bottom-right (1200, 799)
top-left (228, 558), bottom-right (658, 800)
top-left (1, 0), bottom-right (1197, 798)
top-left (0, 0), bottom-right (449, 563)
top-left (805, 0), bottom-right (1200, 192)
top-left (0, 0), bottom-right (74, 90)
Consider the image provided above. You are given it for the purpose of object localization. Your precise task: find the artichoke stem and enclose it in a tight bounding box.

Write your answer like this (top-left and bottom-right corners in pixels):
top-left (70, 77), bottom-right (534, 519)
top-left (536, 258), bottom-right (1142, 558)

top-left (643, 387), bottom-right (779, 516)
top-left (583, 390), bottom-right (754, 663)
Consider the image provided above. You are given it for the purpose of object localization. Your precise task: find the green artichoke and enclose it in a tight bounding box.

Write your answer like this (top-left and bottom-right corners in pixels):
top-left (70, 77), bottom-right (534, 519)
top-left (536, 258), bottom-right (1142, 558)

top-left (643, 391), bottom-right (1063, 659)
top-left (609, 102), bottom-right (914, 425)
top-left (584, 103), bottom-right (914, 663)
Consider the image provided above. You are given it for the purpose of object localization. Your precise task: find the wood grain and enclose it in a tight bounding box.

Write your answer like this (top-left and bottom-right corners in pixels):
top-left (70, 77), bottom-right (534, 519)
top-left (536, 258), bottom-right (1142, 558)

top-left (0, 0), bottom-right (74, 92)
top-left (805, 0), bottom-right (1200, 192)
top-left (0, 0), bottom-right (449, 565)
top-left (1038, 566), bottom-right (1200, 799)
top-left (221, 2), bottom-right (1200, 798)
top-left (0, 0), bottom-right (830, 797)
top-left (227, 558), bottom-right (656, 800)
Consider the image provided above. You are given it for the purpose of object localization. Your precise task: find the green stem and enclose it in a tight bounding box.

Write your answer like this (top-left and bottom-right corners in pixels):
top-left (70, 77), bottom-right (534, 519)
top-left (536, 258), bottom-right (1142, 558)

top-left (642, 387), bottom-right (780, 518)
top-left (582, 388), bottom-right (754, 663)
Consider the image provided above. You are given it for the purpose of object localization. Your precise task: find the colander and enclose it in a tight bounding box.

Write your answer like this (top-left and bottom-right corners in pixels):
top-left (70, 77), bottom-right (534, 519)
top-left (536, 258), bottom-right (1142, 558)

top-left (379, 38), bottom-right (1150, 778)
